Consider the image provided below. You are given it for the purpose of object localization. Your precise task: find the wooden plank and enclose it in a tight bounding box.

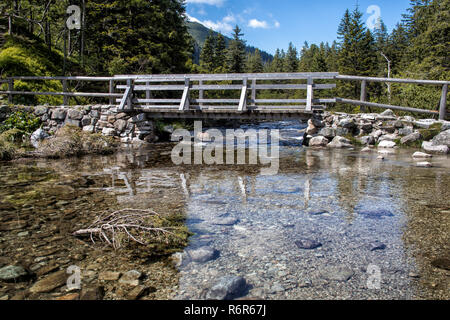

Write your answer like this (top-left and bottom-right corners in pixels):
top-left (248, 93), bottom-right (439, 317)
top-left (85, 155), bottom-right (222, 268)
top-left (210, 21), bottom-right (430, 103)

top-left (179, 78), bottom-right (190, 111)
top-left (238, 78), bottom-right (248, 112)
top-left (2, 91), bottom-right (122, 97)
top-left (337, 98), bottom-right (439, 115)
top-left (306, 78), bottom-right (313, 111)
top-left (251, 79), bottom-right (256, 107)
top-left (255, 99), bottom-right (336, 103)
top-left (199, 80), bottom-right (204, 108)
top-left (118, 85), bottom-right (132, 111)
top-left (109, 79), bottom-right (114, 105)
top-left (192, 99), bottom-right (240, 104)
top-left (439, 84), bottom-right (448, 120)
top-left (9, 76), bottom-right (115, 81)
top-left (254, 84), bottom-right (335, 90)
top-left (121, 72), bottom-right (339, 82)
top-left (337, 75), bottom-right (450, 86)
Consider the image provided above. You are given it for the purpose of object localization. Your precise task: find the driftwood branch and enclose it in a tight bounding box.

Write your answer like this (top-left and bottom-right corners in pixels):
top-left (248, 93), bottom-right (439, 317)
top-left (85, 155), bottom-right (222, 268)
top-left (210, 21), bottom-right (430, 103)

top-left (73, 208), bottom-right (184, 250)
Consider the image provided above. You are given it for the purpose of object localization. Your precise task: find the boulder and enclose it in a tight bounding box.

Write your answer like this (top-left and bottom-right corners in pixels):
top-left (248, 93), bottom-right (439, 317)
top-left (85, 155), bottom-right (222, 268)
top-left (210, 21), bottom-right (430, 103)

top-left (67, 109), bottom-right (84, 120)
top-left (206, 276), bottom-right (247, 300)
top-left (0, 265), bottom-right (29, 282)
top-left (318, 127), bottom-right (336, 139)
top-left (380, 109), bottom-right (395, 117)
top-left (412, 152), bottom-right (432, 159)
top-left (416, 162), bottom-right (432, 168)
top-left (295, 239), bottom-right (322, 250)
top-left (34, 106), bottom-right (48, 116)
top-left (432, 129), bottom-right (450, 147)
top-left (320, 265), bottom-right (354, 282)
top-left (119, 270), bottom-right (142, 287)
top-left (51, 109), bottom-right (67, 121)
top-left (328, 136), bottom-right (353, 148)
top-left (339, 118), bottom-right (356, 129)
top-left (359, 136), bottom-right (376, 145)
top-left (401, 132), bottom-right (422, 145)
top-left (378, 140), bottom-right (397, 148)
top-left (305, 119), bottom-right (318, 135)
top-left (114, 119), bottom-right (128, 133)
top-left (30, 128), bottom-right (49, 148)
top-left (398, 127), bottom-right (414, 136)
top-left (29, 270), bottom-right (67, 294)
top-left (82, 125), bottom-right (95, 133)
top-left (379, 134), bottom-right (398, 142)
top-left (64, 119), bottom-right (81, 127)
top-left (81, 115), bottom-right (92, 127)
top-left (186, 247), bottom-right (219, 264)
top-left (102, 128), bottom-right (116, 136)
top-left (309, 136), bottom-right (329, 147)
top-left (422, 141), bottom-right (449, 154)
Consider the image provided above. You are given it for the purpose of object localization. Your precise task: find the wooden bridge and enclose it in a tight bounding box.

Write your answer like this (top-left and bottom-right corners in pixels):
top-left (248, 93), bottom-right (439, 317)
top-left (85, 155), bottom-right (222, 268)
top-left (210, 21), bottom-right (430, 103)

top-left (1, 72), bottom-right (449, 121)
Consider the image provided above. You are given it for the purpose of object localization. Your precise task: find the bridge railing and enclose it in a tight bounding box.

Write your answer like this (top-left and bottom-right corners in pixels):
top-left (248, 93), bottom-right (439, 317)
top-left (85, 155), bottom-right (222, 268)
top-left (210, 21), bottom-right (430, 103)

top-left (113, 72), bottom-right (337, 113)
top-left (336, 75), bottom-right (449, 120)
top-left (0, 73), bottom-right (449, 120)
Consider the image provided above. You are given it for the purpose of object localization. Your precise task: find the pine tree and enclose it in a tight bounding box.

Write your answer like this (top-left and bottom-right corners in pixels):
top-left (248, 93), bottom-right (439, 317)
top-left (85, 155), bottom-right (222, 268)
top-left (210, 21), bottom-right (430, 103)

top-left (226, 25), bottom-right (246, 73)
top-left (200, 30), bottom-right (216, 73)
top-left (284, 42), bottom-right (298, 72)
top-left (214, 33), bottom-right (227, 72)
top-left (268, 49), bottom-right (284, 72)
top-left (245, 49), bottom-right (264, 73)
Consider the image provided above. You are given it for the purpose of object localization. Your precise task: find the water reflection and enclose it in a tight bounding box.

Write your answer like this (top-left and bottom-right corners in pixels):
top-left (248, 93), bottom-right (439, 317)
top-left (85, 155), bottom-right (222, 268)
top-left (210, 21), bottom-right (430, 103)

top-left (0, 122), bottom-right (448, 300)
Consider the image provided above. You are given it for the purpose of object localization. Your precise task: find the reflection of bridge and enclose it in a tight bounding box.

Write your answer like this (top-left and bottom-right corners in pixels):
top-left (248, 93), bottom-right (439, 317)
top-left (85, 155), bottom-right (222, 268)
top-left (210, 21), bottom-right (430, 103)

top-left (2, 72), bottom-right (448, 120)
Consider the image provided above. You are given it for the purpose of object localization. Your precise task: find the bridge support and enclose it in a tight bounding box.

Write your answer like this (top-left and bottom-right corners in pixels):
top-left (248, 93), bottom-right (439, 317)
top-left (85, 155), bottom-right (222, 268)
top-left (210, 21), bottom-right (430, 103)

top-left (306, 77), bottom-right (313, 111)
top-left (179, 78), bottom-right (190, 111)
top-left (238, 78), bottom-right (248, 112)
top-left (440, 84), bottom-right (448, 120)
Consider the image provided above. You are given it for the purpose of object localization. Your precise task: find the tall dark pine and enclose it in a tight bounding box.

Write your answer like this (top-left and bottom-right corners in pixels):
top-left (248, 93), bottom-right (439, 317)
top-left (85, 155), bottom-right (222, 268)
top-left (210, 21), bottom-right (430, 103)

top-left (226, 25), bottom-right (246, 73)
top-left (214, 33), bottom-right (227, 72)
top-left (200, 30), bottom-right (216, 73)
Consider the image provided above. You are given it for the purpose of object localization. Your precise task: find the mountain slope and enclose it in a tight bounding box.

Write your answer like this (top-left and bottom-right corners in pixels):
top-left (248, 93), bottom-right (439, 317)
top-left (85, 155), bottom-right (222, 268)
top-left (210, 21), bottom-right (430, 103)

top-left (186, 21), bottom-right (273, 65)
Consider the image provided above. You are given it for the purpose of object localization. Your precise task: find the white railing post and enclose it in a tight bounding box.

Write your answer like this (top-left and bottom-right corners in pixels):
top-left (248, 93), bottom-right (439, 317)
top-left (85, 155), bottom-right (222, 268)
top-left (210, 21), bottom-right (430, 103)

top-left (439, 84), bottom-right (448, 120)
top-left (179, 77), bottom-right (190, 111)
top-left (306, 77), bottom-right (313, 111)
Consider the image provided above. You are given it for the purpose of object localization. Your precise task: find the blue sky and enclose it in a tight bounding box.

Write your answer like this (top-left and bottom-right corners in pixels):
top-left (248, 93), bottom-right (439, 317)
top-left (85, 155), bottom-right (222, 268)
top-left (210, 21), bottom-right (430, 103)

top-left (185, 0), bottom-right (412, 55)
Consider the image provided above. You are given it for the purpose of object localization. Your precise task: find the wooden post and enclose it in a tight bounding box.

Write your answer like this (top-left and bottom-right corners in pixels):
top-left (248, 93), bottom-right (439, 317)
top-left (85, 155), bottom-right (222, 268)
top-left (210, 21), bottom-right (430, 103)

top-left (145, 81), bottom-right (151, 106)
top-left (127, 79), bottom-right (133, 110)
top-left (179, 78), bottom-right (190, 111)
top-left (62, 79), bottom-right (68, 106)
top-left (199, 80), bottom-right (204, 108)
top-left (440, 84), bottom-right (448, 121)
top-left (360, 80), bottom-right (367, 112)
top-left (306, 77), bottom-right (313, 111)
top-left (8, 79), bottom-right (13, 104)
top-left (109, 79), bottom-right (114, 105)
top-left (238, 78), bottom-right (248, 112)
top-left (251, 79), bottom-right (256, 107)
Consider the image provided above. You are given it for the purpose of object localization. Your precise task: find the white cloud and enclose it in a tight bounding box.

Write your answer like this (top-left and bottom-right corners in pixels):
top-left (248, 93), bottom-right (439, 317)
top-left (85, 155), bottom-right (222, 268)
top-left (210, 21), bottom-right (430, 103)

top-left (274, 21), bottom-right (280, 28)
top-left (186, 0), bottom-right (225, 6)
top-left (187, 13), bottom-right (235, 35)
top-left (248, 19), bottom-right (269, 29)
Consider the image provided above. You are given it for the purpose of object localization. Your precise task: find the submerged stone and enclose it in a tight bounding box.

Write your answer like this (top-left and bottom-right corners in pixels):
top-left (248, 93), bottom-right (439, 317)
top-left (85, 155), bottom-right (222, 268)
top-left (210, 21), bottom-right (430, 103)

top-left (295, 239), bottom-right (322, 250)
top-left (206, 276), bottom-right (247, 300)
top-left (357, 209), bottom-right (394, 219)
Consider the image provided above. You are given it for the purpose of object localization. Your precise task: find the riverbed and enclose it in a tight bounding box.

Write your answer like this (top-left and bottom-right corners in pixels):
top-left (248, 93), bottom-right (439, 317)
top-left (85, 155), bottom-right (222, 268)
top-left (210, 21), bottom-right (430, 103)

top-left (0, 121), bottom-right (449, 300)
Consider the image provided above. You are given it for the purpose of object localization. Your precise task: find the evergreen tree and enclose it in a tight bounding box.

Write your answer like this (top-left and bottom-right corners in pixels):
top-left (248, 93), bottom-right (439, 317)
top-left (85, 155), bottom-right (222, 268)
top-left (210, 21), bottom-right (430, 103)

top-left (200, 30), bottom-right (216, 73)
top-left (284, 42), bottom-right (298, 72)
top-left (214, 33), bottom-right (227, 72)
top-left (245, 49), bottom-right (264, 73)
top-left (268, 49), bottom-right (284, 72)
top-left (226, 25), bottom-right (246, 73)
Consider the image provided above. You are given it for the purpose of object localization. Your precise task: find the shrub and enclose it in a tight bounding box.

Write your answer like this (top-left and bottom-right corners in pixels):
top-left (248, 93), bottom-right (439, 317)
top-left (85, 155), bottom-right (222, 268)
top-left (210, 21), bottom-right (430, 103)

top-left (0, 111), bottom-right (41, 134)
top-left (0, 135), bottom-right (17, 161)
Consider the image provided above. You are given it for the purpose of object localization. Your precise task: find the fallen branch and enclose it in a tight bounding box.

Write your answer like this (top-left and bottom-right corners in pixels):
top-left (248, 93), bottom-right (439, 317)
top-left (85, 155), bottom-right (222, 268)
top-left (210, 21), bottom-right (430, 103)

top-left (73, 208), bottom-right (185, 250)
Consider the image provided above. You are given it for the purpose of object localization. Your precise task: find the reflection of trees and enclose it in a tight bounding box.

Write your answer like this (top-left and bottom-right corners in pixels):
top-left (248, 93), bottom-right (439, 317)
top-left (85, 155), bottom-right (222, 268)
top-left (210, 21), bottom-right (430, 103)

top-left (399, 167), bottom-right (450, 299)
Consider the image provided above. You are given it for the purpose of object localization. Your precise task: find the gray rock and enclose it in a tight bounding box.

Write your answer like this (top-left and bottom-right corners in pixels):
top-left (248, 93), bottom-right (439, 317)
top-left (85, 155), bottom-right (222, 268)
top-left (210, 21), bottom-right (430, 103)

top-left (65, 119), bottom-right (81, 127)
top-left (186, 247), bottom-right (219, 263)
top-left (295, 239), bottom-right (322, 250)
top-left (114, 119), bottom-right (128, 133)
top-left (357, 209), bottom-right (394, 219)
top-left (82, 125), bottom-right (95, 133)
top-left (416, 162), bottom-right (432, 168)
top-left (102, 128), bottom-right (116, 136)
top-left (336, 127), bottom-right (350, 136)
top-left (401, 132), bottom-right (422, 145)
top-left (441, 122), bottom-right (450, 131)
top-left (328, 136), bottom-right (353, 148)
top-left (422, 141), bottom-right (449, 154)
top-left (34, 106), bottom-right (48, 116)
top-left (380, 109), bottom-right (395, 117)
top-left (131, 113), bottom-right (147, 123)
top-left (90, 110), bottom-right (100, 119)
top-left (0, 265), bottom-right (28, 282)
top-left (51, 109), bottom-right (67, 120)
top-left (369, 241), bottom-right (387, 251)
top-left (320, 265), bottom-right (354, 282)
top-left (359, 123), bottom-right (373, 132)
top-left (378, 140), bottom-right (397, 148)
top-left (119, 270), bottom-right (142, 287)
top-left (339, 118), bottom-right (356, 129)
top-left (309, 136), bottom-right (329, 147)
top-left (270, 283), bottom-right (285, 293)
top-left (399, 127), bottom-right (414, 136)
top-left (206, 276), bottom-right (247, 300)
top-left (379, 134), bottom-right (398, 142)
top-left (319, 127), bottom-right (336, 139)
top-left (67, 109), bottom-right (84, 120)
top-left (212, 217), bottom-right (239, 226)
top-left (432, 129), bottom-right (450, 147)
top-left (81, 115), bottom-right (92, 126)
top-left (30, 128), bottom-right (49, 148)
top-left (414, 120), bottom-right (437, 129)
top-left (359, 136), bottom-right (376, 145)
top-left (412, 152), bottom-right (432, 159)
